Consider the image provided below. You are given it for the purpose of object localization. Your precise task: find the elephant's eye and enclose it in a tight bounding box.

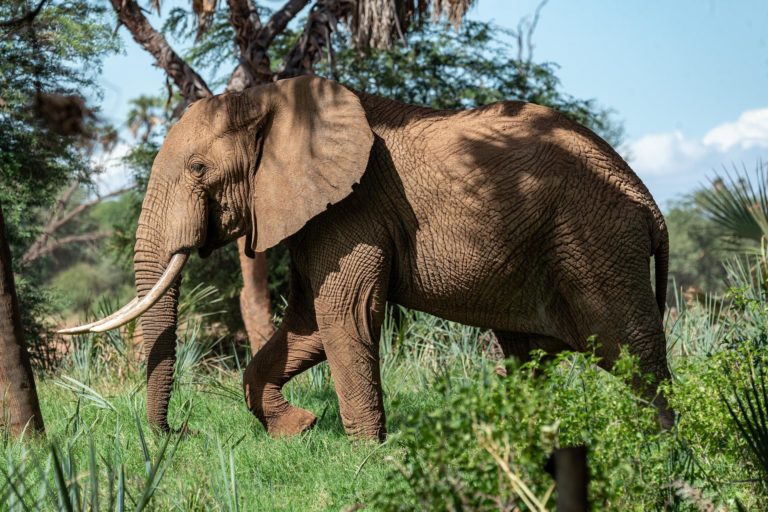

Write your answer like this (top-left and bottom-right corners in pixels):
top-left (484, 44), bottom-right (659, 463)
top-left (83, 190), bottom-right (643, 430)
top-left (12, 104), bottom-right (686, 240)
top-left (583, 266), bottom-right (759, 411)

top-left (189, 162), bottom-right (206, 175)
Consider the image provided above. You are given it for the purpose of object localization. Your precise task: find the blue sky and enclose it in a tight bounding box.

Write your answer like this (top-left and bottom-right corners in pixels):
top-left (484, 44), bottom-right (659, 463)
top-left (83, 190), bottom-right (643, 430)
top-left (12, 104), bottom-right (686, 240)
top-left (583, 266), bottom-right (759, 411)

top-left (97, 0), bottom-right (768, 208)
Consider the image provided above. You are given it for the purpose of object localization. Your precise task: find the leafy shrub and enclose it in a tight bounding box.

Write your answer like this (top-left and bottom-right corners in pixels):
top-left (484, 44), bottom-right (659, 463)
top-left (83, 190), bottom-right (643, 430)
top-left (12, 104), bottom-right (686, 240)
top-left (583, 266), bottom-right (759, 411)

top-left (370, 328), bottom-right (768, 511)
top-left (372, 350), bottom-right (681, 511)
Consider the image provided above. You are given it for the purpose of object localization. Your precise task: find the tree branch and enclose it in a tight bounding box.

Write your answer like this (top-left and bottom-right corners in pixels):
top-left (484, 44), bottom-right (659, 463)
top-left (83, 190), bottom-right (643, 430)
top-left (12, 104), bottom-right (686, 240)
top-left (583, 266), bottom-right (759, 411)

top-left (227, 0), bottom-right (268, 89)
top-left (0, 0), bottom-right (48, 29)
top-left (258, 0), bottom-right (309, 48)
top-left (24, 232), bottom-right (111, 264)
top-left (109, 0), bottom-right (212, 101)
top-left (278, 0), bottom-right (353, 79)
top-left (22, 186), bottom-right (135, 266)
top-left (49, 186), bottom-right (134, 235)
top-left (227, 0), bottom-right (309, 90)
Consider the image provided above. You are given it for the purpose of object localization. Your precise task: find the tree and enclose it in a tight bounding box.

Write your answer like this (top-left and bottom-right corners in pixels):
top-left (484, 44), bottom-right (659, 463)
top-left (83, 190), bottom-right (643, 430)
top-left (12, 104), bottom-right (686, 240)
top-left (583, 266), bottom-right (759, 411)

top-left (0, 204), bottom-right (44, 435)
top-left (110, 0), bottom-right (480, 353)
top-left (665, 194), bottom-right (727, 300)
top-left (0, 0), bottom-right (117, 429)
top-left (697, 162), bottom-right (768, 248)
top-left (127, 96), bottom-right (167, 144)
top-left (325, 19), bottom-right (622, 144)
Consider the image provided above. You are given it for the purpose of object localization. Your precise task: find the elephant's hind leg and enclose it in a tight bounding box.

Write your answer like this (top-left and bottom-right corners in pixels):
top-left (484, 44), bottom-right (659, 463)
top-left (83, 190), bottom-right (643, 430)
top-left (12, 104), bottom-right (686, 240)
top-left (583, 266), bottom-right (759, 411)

top-left (243, 280), bottom-right (325, 437)
top-left (563, 267), bottom-right (674, 428)
top-left (492, 331), bottom-right (571, 376)
top-left (493, 331), bottom-right (571, 363)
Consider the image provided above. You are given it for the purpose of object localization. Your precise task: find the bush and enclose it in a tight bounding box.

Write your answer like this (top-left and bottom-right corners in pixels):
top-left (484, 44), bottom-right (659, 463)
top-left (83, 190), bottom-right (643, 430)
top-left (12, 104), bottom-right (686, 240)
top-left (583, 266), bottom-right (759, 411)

top-left (372, 350), bottom-right (676, 511)
top-left (373, 339), bottom-right (768, 511)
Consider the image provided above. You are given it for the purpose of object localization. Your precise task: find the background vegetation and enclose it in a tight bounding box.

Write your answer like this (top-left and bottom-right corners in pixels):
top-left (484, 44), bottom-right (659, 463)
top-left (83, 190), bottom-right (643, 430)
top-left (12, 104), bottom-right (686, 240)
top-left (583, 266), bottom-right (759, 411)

top-left (2, 0), bottom-right (768, 510)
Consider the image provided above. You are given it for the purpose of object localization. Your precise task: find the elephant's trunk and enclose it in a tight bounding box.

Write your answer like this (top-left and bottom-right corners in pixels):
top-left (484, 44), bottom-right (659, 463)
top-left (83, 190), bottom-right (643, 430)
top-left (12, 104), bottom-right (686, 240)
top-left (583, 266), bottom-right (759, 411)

top-left (134, 224), bottom-right (181, 432)
top-left (58, 182), bottom-right (195, 431)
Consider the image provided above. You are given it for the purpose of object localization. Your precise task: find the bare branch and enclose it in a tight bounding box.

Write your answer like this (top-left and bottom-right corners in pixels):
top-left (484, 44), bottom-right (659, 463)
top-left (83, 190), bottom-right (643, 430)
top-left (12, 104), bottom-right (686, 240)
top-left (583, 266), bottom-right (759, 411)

top-left (48, 186), bottom-right (134, 235)
top-left (24, 232), bottom-right (111, 264)
top-left (513, 0), bottom-right (548, 63)
top-left (278, 0), bottom-right (354, 79)
top-left (109, 0), bottom-right (212, 101)
top-left (50, 182), bottom-right (80, 224)
top-left (22, 186), bottom-right (135, 266)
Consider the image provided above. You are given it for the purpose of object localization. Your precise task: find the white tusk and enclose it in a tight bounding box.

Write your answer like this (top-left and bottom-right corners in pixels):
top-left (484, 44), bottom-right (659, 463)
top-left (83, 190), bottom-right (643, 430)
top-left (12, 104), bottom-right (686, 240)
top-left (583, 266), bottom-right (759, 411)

top-left (57, 298), bottom-right (139, 335)
top-left (89, 253), bottom-right (189, 333)
top-left (91, 253), bottom-right (189, 332)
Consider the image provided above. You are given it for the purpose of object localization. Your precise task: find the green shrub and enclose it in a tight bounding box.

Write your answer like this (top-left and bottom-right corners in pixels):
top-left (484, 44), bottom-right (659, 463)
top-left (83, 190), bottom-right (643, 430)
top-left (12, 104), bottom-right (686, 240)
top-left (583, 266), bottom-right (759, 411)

top-left (372, 350), bottom-right (678, 511)
top-left (372, 340), bottom-right (768, 511)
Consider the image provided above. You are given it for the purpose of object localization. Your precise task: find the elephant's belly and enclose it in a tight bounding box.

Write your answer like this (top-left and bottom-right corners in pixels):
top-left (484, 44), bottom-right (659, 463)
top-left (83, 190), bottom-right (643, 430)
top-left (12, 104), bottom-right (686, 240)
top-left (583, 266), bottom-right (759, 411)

top-left (390, 242), bottom-right (558, 333)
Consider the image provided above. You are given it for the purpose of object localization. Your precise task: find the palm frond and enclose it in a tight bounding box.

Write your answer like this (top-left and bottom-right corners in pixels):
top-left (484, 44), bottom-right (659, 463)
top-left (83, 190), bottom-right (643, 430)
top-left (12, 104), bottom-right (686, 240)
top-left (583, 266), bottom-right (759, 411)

top-left (721, 356), bottom-right (768, 479)
top-left (351, 0), bottom-right (477, 49)
top-left (697, 160), bottom-right (768, 246)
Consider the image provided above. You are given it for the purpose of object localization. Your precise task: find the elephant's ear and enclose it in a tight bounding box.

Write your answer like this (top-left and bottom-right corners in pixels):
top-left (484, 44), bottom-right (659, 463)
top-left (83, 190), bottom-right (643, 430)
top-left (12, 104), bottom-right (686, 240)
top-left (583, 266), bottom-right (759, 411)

top-left (248, 76), bottom-right (374, 252)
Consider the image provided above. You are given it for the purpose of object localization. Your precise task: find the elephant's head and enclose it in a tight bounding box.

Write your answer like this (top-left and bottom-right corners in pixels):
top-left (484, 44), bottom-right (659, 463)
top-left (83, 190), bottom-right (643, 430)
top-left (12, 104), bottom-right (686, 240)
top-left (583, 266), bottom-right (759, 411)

top-left (60, 76), bottom-right (374, 431)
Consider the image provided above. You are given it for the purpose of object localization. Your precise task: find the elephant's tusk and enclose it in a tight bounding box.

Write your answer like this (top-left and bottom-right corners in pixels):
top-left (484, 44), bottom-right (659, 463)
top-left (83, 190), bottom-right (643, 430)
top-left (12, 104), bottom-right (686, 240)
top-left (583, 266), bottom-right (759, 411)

top-left (57, 297), bottom-right (139, 334)
top-left (57, 253), bottom-right (189, 335)
top-left (89, 252), bottom-right (189, 333)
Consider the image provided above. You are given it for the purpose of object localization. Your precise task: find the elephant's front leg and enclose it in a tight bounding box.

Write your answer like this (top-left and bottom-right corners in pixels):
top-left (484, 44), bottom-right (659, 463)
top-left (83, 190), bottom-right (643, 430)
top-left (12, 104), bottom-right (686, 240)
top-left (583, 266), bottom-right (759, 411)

top-left (320, 314), bottom-right (386, 440)
top-left (243, 313), bottom-right (325, 437)
top-left (314, 266), bottom-right (389, 440)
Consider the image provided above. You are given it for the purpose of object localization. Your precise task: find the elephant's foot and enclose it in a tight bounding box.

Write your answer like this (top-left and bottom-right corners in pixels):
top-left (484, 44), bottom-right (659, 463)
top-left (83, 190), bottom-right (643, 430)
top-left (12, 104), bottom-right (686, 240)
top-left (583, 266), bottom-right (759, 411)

top-left (345, 424), bottom-right (386, 442)
top-left (340, 410), bottom-right (386, 442)
top-left (264, 406), bottom-right (317, 437)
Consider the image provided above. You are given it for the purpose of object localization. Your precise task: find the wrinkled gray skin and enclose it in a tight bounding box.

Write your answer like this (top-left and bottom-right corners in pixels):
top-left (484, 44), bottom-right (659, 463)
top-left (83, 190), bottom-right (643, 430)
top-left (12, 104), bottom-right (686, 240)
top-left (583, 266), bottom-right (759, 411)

top-left (134, 76), bottom-right (672, 438)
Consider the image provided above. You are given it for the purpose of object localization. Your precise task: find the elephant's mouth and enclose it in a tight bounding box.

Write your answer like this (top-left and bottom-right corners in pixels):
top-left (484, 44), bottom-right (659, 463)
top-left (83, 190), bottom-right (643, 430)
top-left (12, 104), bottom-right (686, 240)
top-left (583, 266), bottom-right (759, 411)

top-left (197, 210), bottom-right (244, 259)
top-left (198, 237), bottom-right (228, 258)
top-left (198, 220), bottom-right (228, 258)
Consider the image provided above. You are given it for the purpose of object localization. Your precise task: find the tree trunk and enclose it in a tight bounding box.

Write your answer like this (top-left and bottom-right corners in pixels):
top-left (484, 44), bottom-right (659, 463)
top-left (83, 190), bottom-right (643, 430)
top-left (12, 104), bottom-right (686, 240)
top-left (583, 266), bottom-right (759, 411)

top-left (0, 204), bottom-right (44, 436)
top-left (237, 237), bottom-right (273, 353)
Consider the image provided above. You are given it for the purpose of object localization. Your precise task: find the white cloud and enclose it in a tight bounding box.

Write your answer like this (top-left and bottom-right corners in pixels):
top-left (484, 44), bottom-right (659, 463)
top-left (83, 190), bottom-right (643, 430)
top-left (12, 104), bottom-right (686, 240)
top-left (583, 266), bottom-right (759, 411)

top-left (627, 107), bottom-right (768, 205)
top-left (702, 108), bottom-right (768, 152)
top-left (629, 131), bottom-right (705, 176)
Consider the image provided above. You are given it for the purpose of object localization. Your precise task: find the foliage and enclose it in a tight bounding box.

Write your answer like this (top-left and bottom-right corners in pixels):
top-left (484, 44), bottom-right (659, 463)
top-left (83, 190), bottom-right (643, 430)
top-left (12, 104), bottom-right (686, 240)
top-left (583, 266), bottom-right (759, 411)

top-left (721, 351), bottom-right (768, 484)
top-left (164, 12), bottom-right (624, 146)
top-left (665, 194), bottom-right (728, 299)
top-left (327, 20), bottom-right (624, 146)
top-left (0, 295), bottom-right (765, 510)
top-left (697, 161), bottom-right (768, 248)
top-left (372, 351), bottom-right (671, 511)
top-left (0, 0), bottom-right (118, 260)
top-left (0, 0), bottom-right (118, 360)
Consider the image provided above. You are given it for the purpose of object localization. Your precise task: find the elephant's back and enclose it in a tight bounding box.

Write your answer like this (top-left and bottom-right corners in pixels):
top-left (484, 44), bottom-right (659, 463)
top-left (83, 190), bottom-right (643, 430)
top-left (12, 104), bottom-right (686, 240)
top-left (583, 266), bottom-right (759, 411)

top-left (379, 100), bottom-right (662, 329)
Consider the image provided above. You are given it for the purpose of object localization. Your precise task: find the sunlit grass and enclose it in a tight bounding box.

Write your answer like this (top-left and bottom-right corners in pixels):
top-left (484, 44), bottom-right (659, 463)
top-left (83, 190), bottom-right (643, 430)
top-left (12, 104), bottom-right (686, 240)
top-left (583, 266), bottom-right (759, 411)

top-left (4, 295), bottom-right (768, 510)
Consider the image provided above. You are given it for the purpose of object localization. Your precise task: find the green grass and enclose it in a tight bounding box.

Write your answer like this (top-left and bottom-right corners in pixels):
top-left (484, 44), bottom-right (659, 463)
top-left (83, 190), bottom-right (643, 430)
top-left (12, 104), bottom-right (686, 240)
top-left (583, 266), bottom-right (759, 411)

top-left (1, 309), bottom-right (484, 511)
top-left (4, 300), bottom-right (768, 510)
top-left (20, 367), bottom-right (413, 511)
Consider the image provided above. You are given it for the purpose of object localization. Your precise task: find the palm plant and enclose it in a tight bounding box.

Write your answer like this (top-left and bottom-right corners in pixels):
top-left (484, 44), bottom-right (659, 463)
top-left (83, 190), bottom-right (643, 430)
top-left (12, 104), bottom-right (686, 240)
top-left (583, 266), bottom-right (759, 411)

top-left (697, 161), bottom-right (768, 247)
top-left (721, 355), bottom-right (768, 494)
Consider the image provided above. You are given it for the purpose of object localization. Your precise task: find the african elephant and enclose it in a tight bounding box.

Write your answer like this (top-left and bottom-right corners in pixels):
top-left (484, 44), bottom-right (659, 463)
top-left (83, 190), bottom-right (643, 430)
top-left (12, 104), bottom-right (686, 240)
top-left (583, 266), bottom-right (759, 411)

top-left (61, 76), bottom-right (672, 439)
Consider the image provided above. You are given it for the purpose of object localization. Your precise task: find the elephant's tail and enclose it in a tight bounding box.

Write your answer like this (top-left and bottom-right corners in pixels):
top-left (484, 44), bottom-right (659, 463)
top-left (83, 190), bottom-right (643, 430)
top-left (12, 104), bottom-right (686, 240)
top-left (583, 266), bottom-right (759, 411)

top-left (654, 221), bottom-right (669, 317)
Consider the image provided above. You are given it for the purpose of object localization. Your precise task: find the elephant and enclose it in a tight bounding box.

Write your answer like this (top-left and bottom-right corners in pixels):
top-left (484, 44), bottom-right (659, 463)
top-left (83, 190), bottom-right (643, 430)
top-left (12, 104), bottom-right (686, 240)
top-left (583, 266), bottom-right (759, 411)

top-left (61, 75), bottom-right (673, 439)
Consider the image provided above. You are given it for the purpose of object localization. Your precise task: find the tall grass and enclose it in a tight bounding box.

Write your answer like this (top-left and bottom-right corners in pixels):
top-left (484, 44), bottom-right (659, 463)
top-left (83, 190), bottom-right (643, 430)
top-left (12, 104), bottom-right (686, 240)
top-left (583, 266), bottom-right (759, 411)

top-left (6, 271), bottom-right (768, 509)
